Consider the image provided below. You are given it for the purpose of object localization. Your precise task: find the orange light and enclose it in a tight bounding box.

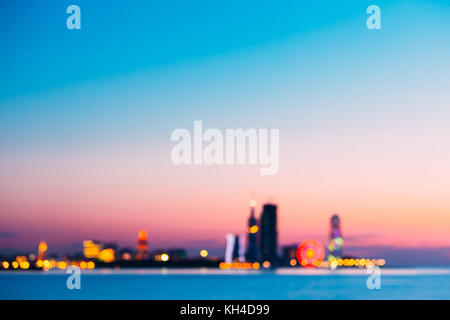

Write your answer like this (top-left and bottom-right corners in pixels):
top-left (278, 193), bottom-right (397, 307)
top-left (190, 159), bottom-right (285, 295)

top-left (57, 261), bottom-right (67, 269)
top-left (296, 240), bottom-right (325, 268)
top-left (305, 248), bottom-right (315, 259)
top-left (80, 261), bottom-right (87, 269)
top-left (138, 230), bottom-right (148, 241)
top-left (16, 256), bottom-right (27, 263)
top-left (38, 241), bottom-right (48, 253)
top-left (262, 261), bottom-right (271, 268)
top-left (83, 240), bottom-right (101, 259)
top-left (219, 262), bottom-right (232, 269)
top-left (290, 259), bottom-right (297, 266)
top-left (98, 249), bottom-right (115, 263)
top-left (12, 261), bottom-right (18, 269)
top-left (252, 262), bottom-right (260, 270)
top-left (19, 261), bottom-right (30, 269)
top-left (87, 261), bottom-right (95, 269)
top-left (122, 252), bottom-right (131, 260)
top-left (249, 225), bottom-right (259, 234)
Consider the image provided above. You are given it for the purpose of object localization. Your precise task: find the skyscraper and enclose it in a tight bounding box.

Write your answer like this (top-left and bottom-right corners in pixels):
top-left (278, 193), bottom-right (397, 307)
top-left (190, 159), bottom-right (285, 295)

top-left (328, 214), bottom-right (343, 260)
top-left (259, 203), bottom-right (278, 265)
top-left (246, 200), bottom-right (258, 262)
top-left (225, 233), bottom-right (245, 263)
top-left (38, 241), bottom-right (47, 261)
top-left (136, 229), bottom-right (149, 260)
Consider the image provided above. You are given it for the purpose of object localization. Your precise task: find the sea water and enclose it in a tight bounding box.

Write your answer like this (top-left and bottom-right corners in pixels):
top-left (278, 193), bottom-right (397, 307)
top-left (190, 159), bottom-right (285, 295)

top-left (1, 268), bottom-right (449, 300)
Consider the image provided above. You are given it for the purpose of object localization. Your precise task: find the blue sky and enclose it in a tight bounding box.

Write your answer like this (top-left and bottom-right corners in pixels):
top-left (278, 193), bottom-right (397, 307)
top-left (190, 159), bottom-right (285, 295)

top-left (0, 0), bottom-right (411, 100)
top-left (1, 0), bottom-right (449, 144)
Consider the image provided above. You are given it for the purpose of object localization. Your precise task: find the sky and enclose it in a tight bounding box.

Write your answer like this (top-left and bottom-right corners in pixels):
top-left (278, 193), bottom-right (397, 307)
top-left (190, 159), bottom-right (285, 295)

top-left (1, 1), bottom-right (450, 265)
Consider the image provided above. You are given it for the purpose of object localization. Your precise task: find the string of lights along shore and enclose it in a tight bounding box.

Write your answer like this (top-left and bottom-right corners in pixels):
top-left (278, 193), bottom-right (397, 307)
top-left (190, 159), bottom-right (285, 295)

top-left (0, 200), bottom-right (386, 271)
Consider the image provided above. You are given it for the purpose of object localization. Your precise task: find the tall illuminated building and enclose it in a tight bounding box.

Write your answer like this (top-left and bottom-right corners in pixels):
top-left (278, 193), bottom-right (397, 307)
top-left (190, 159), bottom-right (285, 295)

top-left (328, 214), bottom-right (343, 260)
top-left (38, 241), bottom-right (47, 260)
top-left (246, 200), bottom-right (258, 262)
top-left (259, 203), bottom-right (278, 265)
top-left (225, 234), bottom-right (245, 263)
top-left (136, 229), bottom-right (149, 260)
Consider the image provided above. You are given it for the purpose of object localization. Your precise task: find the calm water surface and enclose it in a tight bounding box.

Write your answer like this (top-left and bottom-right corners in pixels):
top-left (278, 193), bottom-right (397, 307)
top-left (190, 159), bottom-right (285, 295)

top-left (1, 268), bottom-right (449, 299)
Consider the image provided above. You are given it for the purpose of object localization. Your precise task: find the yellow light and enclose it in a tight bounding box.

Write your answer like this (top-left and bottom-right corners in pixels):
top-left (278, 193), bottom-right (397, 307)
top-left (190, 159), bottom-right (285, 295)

top-left (330, 259), bottom-right (338, 269)
top-left (12, 261), bottom-right (18, 269)
top-left (289, 259), bottom-right (297, 266)
top-left (305, 248), bottom-right (315, 259)
top-left (349, 259), bottom-right (355, 266)
top-left (19, 261), bottom-right (30, 269)
top-left (262, 261), bottom-right (271, 268)
top-left (83, 240), bottom-right (101, 259)
top-left (80, 261), bottom-right (87, 269)
top-left (252, 262), bottom-right (260, 270)
top-left (301, 259), bottom-right (308, 267)
top-left (2, 261), bottom-right (9, 269)
top-left (200, 250), bottom-right (208, 258)
top-left (161, 253), bottom-right (169, 262)
top-left (338, 258), bottom-right (344, 266)
top-left (57, 261), bottom-right (67, 269)
top-left (249, 225), bottom-right (259, 234)
top-left (43, 260), bottom-right (51, 269)
top-left (87, 261), bottom-right (95, 269)
top-left (249, 200), bottom-right (256, 207)
top-left (359, 259), bottom-right (366, 266)
top-left (98, 248), bottom-right (115, 263)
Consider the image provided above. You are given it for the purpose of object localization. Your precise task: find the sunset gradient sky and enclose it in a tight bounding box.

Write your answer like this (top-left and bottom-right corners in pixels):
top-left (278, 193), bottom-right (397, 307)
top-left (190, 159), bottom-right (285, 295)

top-left (1, 1), bottom-right (450, 264)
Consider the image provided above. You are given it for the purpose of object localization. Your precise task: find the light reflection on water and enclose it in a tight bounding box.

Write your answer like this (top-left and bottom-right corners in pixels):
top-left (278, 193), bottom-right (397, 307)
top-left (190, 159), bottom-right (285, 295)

top-left (1, 268), bottom-right (449, 299)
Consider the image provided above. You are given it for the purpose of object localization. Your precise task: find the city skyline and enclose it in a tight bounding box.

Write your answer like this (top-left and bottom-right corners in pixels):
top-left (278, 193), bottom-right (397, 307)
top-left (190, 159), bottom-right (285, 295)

top-left (1, 1), bottom-right (450, 266)
top-left (1, 200), bottom-right (449, 266)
